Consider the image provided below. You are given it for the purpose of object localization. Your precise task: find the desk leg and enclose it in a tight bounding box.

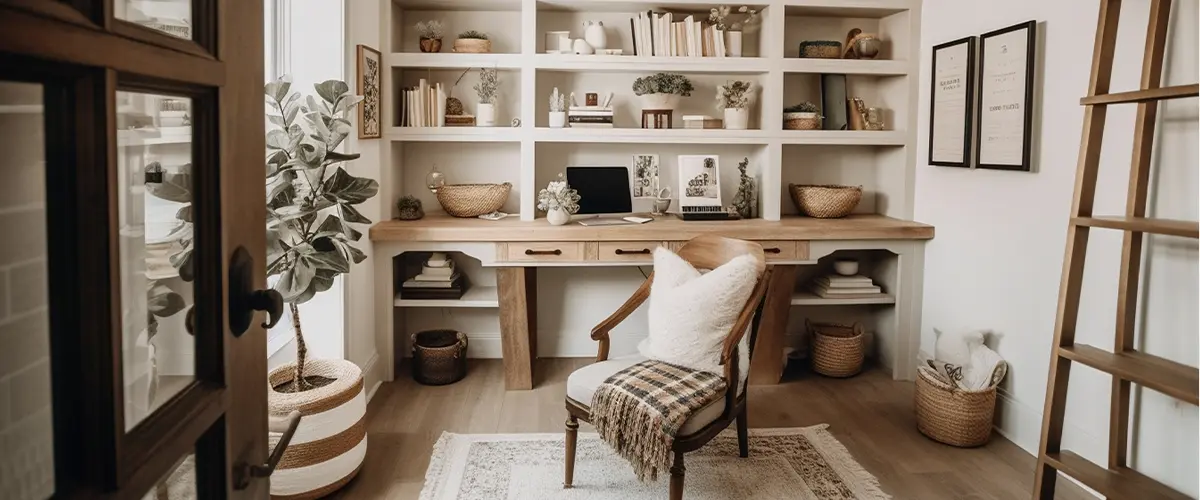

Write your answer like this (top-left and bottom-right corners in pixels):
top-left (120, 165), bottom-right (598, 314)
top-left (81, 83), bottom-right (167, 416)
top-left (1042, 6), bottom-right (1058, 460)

top-left (749, 265), bottom-right (797, 386)
top-left (498, 267), bottom-right (537, 390)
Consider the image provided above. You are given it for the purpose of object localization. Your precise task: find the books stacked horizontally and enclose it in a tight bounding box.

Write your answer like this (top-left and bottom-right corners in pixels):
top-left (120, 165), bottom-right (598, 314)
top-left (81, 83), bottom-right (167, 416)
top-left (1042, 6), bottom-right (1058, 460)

top-left (401, 252), bottom-right (467, 300)
top-left (810, 274), bottom-right (884, 299)
top-left (629, 11), bottom-right (727, 58)
top-left (398, 79), bottom-right (447, 127)
top-left (569, 105), bottom-right (614, 128)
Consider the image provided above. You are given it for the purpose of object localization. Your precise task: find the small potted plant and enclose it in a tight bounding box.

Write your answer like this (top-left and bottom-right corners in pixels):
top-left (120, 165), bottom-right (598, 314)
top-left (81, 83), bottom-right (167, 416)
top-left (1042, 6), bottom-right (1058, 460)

top-left (537, 174), bottom-right (581, 225)
top-left (632, 73), bottom-right (693, 111)
top-left (415, 20), bottom-right (444, 53)
top-left (783, 101), bottom-right (822, 130)
top-left (454, 30), bottom-right (491, 53)
top-left (548, 87), bottom-right (567, 128)
top-left (474, 67), bottom-right (499, 127)
top-left (710, 5), bottom-right (760, 57)
top-left (716, 80), bottom-right (754, 130)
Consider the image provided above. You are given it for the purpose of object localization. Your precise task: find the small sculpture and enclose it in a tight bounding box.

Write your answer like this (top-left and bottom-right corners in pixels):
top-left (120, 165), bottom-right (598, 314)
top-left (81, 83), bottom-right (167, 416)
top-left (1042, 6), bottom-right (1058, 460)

top-left (572, 38), bottom-right (594, 55)
top-left (583, 21), bottom-right (607, 51)
top-left (397, 196), bottom-right (425, 220)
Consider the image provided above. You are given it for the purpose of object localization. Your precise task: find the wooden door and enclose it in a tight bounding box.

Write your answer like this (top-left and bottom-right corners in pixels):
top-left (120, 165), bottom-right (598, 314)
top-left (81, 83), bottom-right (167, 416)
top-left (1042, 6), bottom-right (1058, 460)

top-left (0, 1), bottom-right (273, 498)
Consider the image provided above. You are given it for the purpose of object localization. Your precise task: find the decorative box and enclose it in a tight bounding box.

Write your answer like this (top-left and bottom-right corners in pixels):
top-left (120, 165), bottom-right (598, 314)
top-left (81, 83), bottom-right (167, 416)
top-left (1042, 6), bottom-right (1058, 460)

top-left (682, 115), bottom-right (723, 129)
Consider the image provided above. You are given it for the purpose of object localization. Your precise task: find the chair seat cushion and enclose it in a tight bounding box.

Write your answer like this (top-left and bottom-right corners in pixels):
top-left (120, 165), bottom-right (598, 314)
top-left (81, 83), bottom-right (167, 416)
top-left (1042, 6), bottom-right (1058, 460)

top-left (567, 355), bottom-right (730, 436)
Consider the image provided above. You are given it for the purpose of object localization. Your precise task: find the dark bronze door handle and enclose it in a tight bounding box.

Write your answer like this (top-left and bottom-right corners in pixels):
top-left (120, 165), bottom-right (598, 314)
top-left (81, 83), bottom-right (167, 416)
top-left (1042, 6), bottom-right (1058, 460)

top-left (525, 249), bottom-right (562, 255)
top-left (229, 246), bottom-right (285, 336)
top-left (615, 248), bottom-right (651, 255)
top-left (763, 247), bottom-right (782, 254)
top-left (233, 410), bottom-right (302, 489)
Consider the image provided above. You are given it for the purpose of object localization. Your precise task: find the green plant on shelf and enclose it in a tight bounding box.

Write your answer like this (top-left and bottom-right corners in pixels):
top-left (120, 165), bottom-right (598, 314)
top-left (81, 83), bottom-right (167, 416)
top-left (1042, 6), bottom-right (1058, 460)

top-left (458, 30), bottom-right (488, 40)
top-left (632, 73), bottom-right (694, 96)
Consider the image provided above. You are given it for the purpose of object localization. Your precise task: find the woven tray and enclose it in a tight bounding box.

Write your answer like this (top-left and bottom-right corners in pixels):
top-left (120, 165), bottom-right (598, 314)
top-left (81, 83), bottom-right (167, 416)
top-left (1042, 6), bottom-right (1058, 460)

top-left (436, 183), bottom-right (511, 217)
top-left (808, 320), bottom-right (865, 378)
top-left (799, 41), bottom-right (843, 59)
top-left (915, 366), bottom-right (997, 447)
top-left (788, 184), bottom-right (862, 218)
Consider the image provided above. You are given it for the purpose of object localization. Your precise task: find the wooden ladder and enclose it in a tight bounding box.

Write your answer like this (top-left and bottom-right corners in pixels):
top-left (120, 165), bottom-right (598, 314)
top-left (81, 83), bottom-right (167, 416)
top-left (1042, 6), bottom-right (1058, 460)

top-left (1033, 0), bottom-right (1200, 499)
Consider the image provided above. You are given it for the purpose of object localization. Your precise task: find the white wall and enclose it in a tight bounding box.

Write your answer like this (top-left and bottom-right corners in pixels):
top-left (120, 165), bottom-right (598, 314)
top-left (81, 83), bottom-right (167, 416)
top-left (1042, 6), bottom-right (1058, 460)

top-left (914, 0), bottom-right (1198, 496)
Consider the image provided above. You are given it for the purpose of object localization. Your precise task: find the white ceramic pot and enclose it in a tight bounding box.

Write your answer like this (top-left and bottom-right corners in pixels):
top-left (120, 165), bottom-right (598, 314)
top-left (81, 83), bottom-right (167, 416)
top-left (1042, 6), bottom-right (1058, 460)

top-left (833, 259), bottom-right (859, 276)
top-left (727, 30), bottom-right (743, 57)
top-left (547, 208), bottom-right (571, 225)
top-left (724, 107), bottom-right (750, 130)
top-left (583, 21), bottom-right (608, 50)
top-left (572, 39), bottom-right (594, 55)
top-left (549, 111), bottom-right (567, 128)
top-left (639, 93), bottom-right (680, 110)
top-left (268, 358), bottom-right (367, 500)
top-left (476, 102), bottom-right (496, 127)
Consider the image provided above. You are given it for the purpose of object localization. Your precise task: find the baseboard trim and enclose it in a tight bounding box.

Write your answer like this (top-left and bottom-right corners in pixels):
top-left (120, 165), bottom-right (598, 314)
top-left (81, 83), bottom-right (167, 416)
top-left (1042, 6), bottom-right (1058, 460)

top-left (993, 388), bottom-right (1101, 499)
top-left (360, 351), bottom-right (382, 403)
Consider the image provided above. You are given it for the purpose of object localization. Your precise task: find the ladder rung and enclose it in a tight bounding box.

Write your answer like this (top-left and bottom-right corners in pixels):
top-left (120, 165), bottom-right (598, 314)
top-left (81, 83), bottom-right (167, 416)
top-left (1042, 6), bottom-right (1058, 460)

top-left (1080, 83), bottom-right (1199, 105)
top-left (1073, 216), bottom-right (1200, 238)
top-left (1044, 451), bottom-right (1193, 500)
top-left (1059, 344), bottom-right (1199, 405)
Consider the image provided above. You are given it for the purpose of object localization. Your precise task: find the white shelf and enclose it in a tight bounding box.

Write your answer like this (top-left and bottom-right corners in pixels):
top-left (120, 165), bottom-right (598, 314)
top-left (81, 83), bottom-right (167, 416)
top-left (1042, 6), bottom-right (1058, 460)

top-left (388, 52), bottom-right (523, 69)
top-left (536, 127), bottom-right (771, 144)
top-left (395, 285), bottom-right (499, 308)
top-left (386, 126), bottom-right (523, 142)
top-left (0, 104), bottom-right (43, 114)
top-left (781, 58), bottom-right (910, 76)
top-left (119, 136), bottom-right (192, 147)
top-left (791, 292), bottom-right (896, 306)
top-left (779, 130), bottom-right (907, 146)
top-left (394, 0), bottom-right (521, 11)
top-left (536, 55), bottom-right (770, 74)
top-left (783, 0), bottom-right (914, 17)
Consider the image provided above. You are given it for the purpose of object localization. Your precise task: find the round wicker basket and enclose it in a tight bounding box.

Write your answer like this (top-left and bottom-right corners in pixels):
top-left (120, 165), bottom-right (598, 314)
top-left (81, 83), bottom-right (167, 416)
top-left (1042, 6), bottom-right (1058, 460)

top-left (915, 366), bottom-right (997, 447)
top-left (799, 41), bottom-right (843, 59)
top-left (412, 329), bottom-right (468, 385)
top-left (808, 320), bottom-right (865, 378)
top-left (788, 184), bottom-right (862, 218)
top-left (783, 112), bottom-right (822, 130)
top-left (436, 182), bottom-right (511, 217)
top-left (453, 38), bottom-right (492, 53)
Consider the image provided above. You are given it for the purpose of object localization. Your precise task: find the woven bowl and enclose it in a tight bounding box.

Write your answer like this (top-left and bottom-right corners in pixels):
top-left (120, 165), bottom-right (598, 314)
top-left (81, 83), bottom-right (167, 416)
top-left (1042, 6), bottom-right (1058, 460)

top-left (799, 41), bottom-right (843, 59)
top-left (808, 319), bottom-right (865, 378)
top-left (788, 184), bottom-right (862, 218)
top-left (436, 183), bottom-right (511, 218)
top-left (453, 38), bottom-right (492, 53)
top-left (915, 366), bottom-right (997, 447)
top-left (783, 112), bottom-right (822, 130)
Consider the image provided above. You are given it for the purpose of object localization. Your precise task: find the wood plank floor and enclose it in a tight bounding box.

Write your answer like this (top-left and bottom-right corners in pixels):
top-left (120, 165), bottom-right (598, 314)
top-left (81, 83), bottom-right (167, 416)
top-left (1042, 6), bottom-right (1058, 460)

top-left (332, 359), bottom-right (1091, 499)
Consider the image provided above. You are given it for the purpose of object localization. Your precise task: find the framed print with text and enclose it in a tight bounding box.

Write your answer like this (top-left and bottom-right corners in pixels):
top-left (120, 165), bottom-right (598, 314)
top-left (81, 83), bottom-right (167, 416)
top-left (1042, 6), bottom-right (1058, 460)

top-left (928, 36), bottom-right (975, 167)
top-left (975, 21), bottom-right (1036, 171)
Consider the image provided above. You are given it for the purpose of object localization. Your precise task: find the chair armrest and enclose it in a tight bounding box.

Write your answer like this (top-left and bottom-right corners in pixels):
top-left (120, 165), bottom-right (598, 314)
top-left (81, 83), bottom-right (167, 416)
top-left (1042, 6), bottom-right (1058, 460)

top-left (589, 273), bottom-right (653, 362)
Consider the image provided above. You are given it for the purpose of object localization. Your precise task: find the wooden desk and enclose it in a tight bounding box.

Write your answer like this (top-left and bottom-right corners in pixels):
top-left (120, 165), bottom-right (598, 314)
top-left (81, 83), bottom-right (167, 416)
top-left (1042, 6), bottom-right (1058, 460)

top-left (370, 214), bottom-right (934, 390)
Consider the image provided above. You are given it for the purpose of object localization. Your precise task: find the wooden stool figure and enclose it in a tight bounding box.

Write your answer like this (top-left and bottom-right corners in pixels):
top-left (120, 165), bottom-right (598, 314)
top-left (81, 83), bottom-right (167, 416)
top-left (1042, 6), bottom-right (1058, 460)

top-left (641, 109), bottom-right (672, 129)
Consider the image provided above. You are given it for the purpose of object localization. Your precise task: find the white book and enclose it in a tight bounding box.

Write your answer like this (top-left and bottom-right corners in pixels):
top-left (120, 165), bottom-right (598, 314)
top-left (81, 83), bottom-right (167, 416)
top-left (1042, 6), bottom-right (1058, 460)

top-left (715, 28), bottom-right (726, 58)
top-left (406, 90), bottom-right (414, 127)
top-left (637, 12), bottom-right (646, 56)
top-left (417, 79), bottom-right (426, 127)
top-left (401, 90), bottom-right (407, 126)
top-left (653, 12), bottom-right (661, 56)
top-left (683, 15), bottom-right (693, 57)
top-left (414, 273), bottom-right (456, 282)
top-left (664, 13), bottom-right (672, 56)
top-left (669, 22), bottom-right (676, 56)
top-left (568, 123), bottom-right (615, 128)
top-left (643, 12), bottom-right (653, 56)
top-left (822, 274), bottom-right (874, 284)
top-left (437, 84), bottom-right (446, 127)
top-left (813, 285), bottom-right (883, 297)
top-left (694, 21), bottom-right (702, 57)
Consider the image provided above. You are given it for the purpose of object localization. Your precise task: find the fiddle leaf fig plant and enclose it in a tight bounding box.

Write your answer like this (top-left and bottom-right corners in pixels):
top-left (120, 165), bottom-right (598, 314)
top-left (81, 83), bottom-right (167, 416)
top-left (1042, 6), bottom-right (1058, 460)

top-left (265, 75), bottom-right (379, 392)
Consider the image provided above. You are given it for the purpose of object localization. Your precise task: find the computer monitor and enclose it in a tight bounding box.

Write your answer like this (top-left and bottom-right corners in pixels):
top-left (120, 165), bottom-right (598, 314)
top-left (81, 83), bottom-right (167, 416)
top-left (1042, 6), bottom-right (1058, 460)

top-left (566, 166), bottom-right (632, 215)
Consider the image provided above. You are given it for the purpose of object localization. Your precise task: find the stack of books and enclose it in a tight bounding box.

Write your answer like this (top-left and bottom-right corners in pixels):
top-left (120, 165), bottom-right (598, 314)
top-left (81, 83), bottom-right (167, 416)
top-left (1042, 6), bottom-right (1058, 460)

top-left (629, 11), bottom-right (727, 58)
top-left (810, 274), bottom-right (884, 299)
top-left (568, 105), bottom-right (614, 128)
top-left (400, 253), bottom-right (467, 300)
top-left (398, 79), bottom-right (447, 127)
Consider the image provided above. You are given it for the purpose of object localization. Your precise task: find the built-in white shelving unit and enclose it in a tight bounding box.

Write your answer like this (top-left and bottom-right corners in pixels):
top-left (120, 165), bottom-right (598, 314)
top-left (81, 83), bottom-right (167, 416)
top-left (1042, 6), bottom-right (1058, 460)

top-left (395, 286), bottom-right (500, 307)
top-left (790, 292), bottom-right (895, 306)
top-left (381, 0), bottom-right (921, 224)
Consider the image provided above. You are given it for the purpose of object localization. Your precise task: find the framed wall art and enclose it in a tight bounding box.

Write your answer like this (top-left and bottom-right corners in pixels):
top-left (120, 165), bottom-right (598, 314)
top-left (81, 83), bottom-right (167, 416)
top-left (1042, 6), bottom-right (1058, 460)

top-left (677, 155), bottom-right (722, 209)
top-left (928, 36), bottom-right (976, 167)
top-left (356, 44), bottom-right (382, 139)
top-left (631, 154), bottom-right (659, 198)
top-left (975, 21), bottom-right (1036, 171)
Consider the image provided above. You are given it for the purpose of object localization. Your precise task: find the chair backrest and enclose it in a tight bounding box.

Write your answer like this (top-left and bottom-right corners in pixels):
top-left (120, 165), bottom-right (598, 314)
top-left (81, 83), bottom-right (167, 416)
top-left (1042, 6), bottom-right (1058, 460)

top-left (675, 235), bottom-right (768, 277)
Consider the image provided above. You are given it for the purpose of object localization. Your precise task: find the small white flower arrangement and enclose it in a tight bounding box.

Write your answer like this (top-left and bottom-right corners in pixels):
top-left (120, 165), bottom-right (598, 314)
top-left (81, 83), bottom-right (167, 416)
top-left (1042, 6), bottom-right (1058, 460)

top-left (537, 174), bottom-right (581, 214)
top-left (708, 5), bottom-right (761, 32)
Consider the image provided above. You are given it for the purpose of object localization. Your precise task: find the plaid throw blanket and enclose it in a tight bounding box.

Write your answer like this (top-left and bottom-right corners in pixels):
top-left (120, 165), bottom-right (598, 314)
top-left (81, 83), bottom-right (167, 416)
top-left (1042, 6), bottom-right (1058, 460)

top-left (590, 360), bottom-right (727, 481)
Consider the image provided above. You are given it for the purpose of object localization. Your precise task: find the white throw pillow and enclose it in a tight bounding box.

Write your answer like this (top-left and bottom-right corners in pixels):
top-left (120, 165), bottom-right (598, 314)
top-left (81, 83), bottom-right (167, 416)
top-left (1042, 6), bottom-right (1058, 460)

top-left (638, 246), bottom-right (759, 379)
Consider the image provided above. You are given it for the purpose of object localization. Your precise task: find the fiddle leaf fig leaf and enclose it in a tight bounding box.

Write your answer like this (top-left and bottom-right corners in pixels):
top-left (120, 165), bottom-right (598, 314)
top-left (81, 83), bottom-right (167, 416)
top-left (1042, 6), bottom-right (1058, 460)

top-left (315, 80), bottom-right (350, 105)
top-left (338, 203), bottom-right (371, 224)
top-left (323, 167), bottom-right (379, 204)
top-left (264, 77), bottom-right (292, 105)
top-left (148, 285), bottom-right (186, 318)
top-left (266, 129), bottom-right (290, 150)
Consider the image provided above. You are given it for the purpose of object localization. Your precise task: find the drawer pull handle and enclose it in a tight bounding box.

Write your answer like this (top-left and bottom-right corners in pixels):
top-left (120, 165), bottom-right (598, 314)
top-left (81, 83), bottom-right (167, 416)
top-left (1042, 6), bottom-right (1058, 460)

top-left (764, 247), bottom-right (782, 254)
top-left (615, 248), bottom-right (652, 255)
top-left (525, 249), bottom-right (562, 256)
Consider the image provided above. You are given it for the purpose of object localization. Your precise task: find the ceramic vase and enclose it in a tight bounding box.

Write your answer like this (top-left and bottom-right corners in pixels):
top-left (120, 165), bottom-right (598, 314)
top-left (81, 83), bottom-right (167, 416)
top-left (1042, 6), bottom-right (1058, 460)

top-left (572, 39), bottom-right (594, 55)
top-left (583, 21), bottom-right (607, 51)
top-left (726, 30), bottom-right (743, 57)
top-left (639, 93), bottom-right (680, 110)
top-left (549, 111), bottom-right (567, 128)
top-left (547, 208), bottom-right (570, 225)
top-left (419, 37), bottom-right (442, 53)
top-left (724, 107), bottom-right (749, 130)
top-left (477, 103), bottom-right (496, 127)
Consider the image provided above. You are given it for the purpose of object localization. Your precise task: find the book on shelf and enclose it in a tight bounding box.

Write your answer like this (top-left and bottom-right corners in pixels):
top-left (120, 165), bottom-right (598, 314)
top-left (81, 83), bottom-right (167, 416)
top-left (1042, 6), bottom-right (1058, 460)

top-left (420, 262), bottom-right (455, 277)
top-left (403, 272), bottom-right (463, 288)
top-left (628, 11), bottom-right (729, 58)
top-left (813, 284), bottom-right (882, 295)
top-left (398, 79), bottom-right (446, 127)
top-left (568, 123), bottom-right (615, 128)
top-left (568, 110), bottom-right (614, 117)
top-left (815, 275), bottom-right (875, 288)
top-left (809, 286), bottom-right (887, 300)
top-left (568, 116), bottom-right (614, 124)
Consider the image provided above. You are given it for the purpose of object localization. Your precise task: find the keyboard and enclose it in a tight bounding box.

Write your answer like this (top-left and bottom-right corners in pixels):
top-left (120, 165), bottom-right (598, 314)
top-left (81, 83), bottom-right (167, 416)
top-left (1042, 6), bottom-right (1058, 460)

top-left (577, 217), bottom-right (634, 226)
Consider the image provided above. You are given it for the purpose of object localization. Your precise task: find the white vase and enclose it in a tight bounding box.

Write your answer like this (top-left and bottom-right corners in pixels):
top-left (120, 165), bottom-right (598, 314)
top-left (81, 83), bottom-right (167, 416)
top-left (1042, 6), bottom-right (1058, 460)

top-left (549, 111), bottom-right (567, 128)
top-left (724, 107), bottom-right (749, 129)
top-left (583, 21), bottom-right (608, 51)
top-left (572, 38), bottom-right (594, 55)
top-left (547, 208), bottom-right (571, 225)
top-left (639, 93), bottom-right (680, 110)
top-left (727, 30), bottom-right (743, 57)
top-left (477, 102), bottom-right (496, 127)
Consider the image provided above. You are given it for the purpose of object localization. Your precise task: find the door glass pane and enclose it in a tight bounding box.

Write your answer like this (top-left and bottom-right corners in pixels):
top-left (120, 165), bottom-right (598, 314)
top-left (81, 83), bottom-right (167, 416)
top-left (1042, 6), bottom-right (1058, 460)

top-left (115, 0), bottom-right (193, 40)
top-left (117, 90), bottom-right (195, 432)
top-left (0, 81), bottom-right (54, 499)
top-left (141, 453), bottom-right (196, 499)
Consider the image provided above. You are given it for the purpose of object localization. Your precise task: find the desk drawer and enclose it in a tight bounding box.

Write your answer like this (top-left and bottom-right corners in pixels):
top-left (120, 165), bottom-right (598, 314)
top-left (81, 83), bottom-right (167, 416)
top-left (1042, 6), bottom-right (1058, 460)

top-left (756, 241), bottom-right (807, 261)
top-left (502, 241), bottom-right (585, 262)
top-left (596, 241), bottom-right (664, 262)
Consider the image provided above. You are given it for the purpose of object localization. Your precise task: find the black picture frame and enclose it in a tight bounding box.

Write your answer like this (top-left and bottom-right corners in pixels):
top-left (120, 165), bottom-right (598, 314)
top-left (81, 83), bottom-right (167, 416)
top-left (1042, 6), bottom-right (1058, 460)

top-left (928, 36), bottom-right (976, 168)
top-left (975, 20), bottom-right (1036, 171)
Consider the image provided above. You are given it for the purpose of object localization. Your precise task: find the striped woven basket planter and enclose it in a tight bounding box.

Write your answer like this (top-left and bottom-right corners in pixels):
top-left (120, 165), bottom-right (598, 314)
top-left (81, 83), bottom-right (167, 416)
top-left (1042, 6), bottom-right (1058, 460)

top-left (268, 359), bottom-right (367, 500)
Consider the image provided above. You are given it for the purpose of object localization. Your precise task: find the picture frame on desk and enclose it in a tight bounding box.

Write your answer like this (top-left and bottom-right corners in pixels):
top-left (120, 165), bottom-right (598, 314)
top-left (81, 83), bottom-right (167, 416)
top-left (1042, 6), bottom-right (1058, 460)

top-left (928, 36), bottom-right (975, 168)
top-left (677, 155), bottom-right (722, 208)
top-left (975, 21), bottom-right (1036, 172)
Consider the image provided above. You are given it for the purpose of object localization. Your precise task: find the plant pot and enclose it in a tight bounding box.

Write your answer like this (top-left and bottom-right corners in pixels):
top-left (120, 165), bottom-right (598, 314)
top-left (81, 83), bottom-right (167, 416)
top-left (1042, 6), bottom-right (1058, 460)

top-left (726, 30), bottom-right (743, 57)
top-left (549, 111), bottom-right (567, 128)
top-left (268, 358), bottom-right (367, 500)
top-left (639, 93), bottom-right (680, 110)
top-left (453, 38), bottom-right (491, 53)
top-left (547, 208), bottom-right (571, 225)
top-left (419, 37), bottom-right (442, 53)
top-left (724, 107), bottom-right (750, 130)
top-left (783, 111), bottom-right (822, 130)
top-left (476, 103), bottom-right (496, 127)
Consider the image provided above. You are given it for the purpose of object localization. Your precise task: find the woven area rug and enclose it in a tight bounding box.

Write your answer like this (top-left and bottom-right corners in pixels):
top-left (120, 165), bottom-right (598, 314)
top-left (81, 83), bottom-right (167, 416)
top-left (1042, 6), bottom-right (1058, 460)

top-left (419, 425), bottom-right (890, 500)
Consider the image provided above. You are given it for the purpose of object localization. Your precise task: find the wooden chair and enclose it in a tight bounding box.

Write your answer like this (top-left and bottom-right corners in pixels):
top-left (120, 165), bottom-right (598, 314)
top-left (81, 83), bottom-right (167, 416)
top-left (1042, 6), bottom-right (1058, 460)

top-left (563, 235), bottom-right (771, 500)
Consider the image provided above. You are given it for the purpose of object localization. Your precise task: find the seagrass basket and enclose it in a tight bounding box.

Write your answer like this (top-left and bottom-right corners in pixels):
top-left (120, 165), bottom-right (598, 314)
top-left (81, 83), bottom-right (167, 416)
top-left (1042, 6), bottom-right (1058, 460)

top-left (412, 329), bottom-right (468, 385)
top-left (799, 41), bottom-right (843, 59)
top-left (436, 182), bottom-right (511, 217)
top-left (783, 112), bottom-right (822, 130)
top-left (453, 38), bottom-right (492, 53)
top-left (789, 184), bottom-right (862, 218)
top-left (915, 365), bottom-right (998, 447)
top-left (808, 320), bottom-right (865, 378)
